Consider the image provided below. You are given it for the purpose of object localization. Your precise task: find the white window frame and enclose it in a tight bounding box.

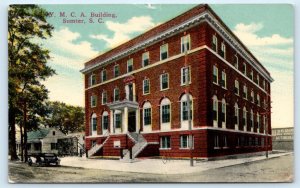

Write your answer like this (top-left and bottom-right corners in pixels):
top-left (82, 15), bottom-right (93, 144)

top-left (221, 99), bottom-right (226, 124)
top-left (114, 88), bottom-right (120, 102)
top-left (180, 94), bottom-right (193, 122)
top-left (235, 80), bottom-right (239, 95)
top-left (214, 135), bottom-right (220, 148)
top-left (160, 136), bottom-right (171, 149)
top-left (234, 55), bottom-right (239, 69)
top-left (212, 35), bottom-right (218, 52)
top-left (213, 95), bottom-right (218, 127)
top-left (160, 98), bottom-right (171, 126)
top-left (243, 85), bottom-right (248, 99)
top-left (160, 73), bottom-right (169, 90)
top-left (257, 94), bottom-right (260, 106)
top-left (221, 42), bottom-right (226, 59)
top-left (101, 69), bottom-right (107, 82)
top-left (102, 91), bottom-right (107, 105)
top-left (114, 65), bottom-right (119, 77)
top-left (243, 62), bottom-right (247, 75)
top-left (143, 102), bottom-right (152, 127)
top-left (251, 91), bottom-right (254, 103)
top-left (181, 66), bottom-right (191, 85)
top-left (91, 95), bottom-right (97, 107)
top-left (243, 107), bottom-right (247, 127)
top-left (160, 43), bottom-right (168, 61)
top-left (221, 71), bottom-right (226, 88)
top-left (234, 103), bottom-right (239, 127)
top-left (90, 74), bottom-right (96, 86)
top-left (213, 65), bottom-right (218, 84)
top-left (142, 51), bottom-right (149, 67)
top-left (143, 78), bottom-right (150, 95)
top-left (102, 111), bottom-right (109, 132)
top-left (127, 58), bottom-right (133, 73)
top-left (181, 34), bottom-right (191, 53)
top-left (91, 113), bottom-right (97, 136)
top-left (180, 135), bottom-right (194, 149)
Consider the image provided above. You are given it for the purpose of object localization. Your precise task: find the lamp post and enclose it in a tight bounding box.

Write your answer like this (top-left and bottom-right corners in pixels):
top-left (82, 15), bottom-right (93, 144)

top-left (184, 33), bottom-right (193, 167)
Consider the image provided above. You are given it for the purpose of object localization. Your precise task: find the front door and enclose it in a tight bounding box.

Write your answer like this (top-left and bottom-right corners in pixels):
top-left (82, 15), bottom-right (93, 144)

top-left (128, 111), bottom-right (136, 132)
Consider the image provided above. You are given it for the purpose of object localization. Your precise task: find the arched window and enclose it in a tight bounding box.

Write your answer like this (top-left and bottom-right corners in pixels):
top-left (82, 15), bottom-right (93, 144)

top-left (102, 111), bottom-right (109, 131)
top-left (212, 95), bottom-right (218, 124)
top-left (143, 102), bottom-right (152, 127)
top-left (221, 99), bottom-right (226, 126)
top-left (234, 103), bottom-right (239, 129)
top-left (91, 113), bottom-right (97, 136)
top-left (160, 98), bottom-right (171, 124)
top-left (243, 107), bottom-right (247, 130)
top-left (180, 93), bottom-right (193, 121)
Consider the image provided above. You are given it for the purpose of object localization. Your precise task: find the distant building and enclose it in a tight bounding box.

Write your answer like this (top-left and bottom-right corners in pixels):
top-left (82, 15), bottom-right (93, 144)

top-left (272, 127), bottom-right (293, 151)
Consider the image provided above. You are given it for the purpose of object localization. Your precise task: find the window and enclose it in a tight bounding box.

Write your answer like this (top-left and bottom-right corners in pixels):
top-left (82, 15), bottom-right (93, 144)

top-left (91, 95), bottom-right (97, 107)
top-left (250, 110), bottom-right (254, 128)
top-left (234, 103), bottom-right (239, 125)
top-left (242, 63), bottom-right (247, 74)
top-left (91, 113), bottom-right (97, 135)
top-left (143, 102), bottom-right (152, 126)
top-left (182, 101), bottom-right (192, 121)
top-left (160, 73), bottom-right (169, 90)
top-left (220, 42), bottom-right (226, 59)
top-left (102, 112), bottom-right (109, 130)
top-left (214, 135), bottom-right (219, 148)
top-left (180, 135), bottom-right (193, 149)
top-left (102, 91), bottom-right (107, 104)
top-left (142, 52), bottom-right (149, 67)
top-left (115, 113), bottom-right (122, 129)
top-left (221, 99), bottom-right (226, 123)
top-left (212, 35), bottom-right (218, 52)
top-left (181, 66), bottom-right (191, 85)
top-left (213, 65), bottom-right (218, 84)
top-left (114, 88), bottom-right (120, 101)
top-left (234, 55), bottom-right (239, 69)
top-left (101, 69), bottom-right (107, 82)
top-left (52, 131), bottom-right (55, 136)
top-left (114, 65), bottom-right (119, 77)
top-left (127, 58), bottom-right (133, 73)
top-left (161, 104), bottom-right (170, 123)
top-left (51, 143), bottom-right (57, 150)
top-left (243, 107), bottom-right (247, 127)
top-left (256, 74), bottom-right (260, 85)
top-left (160, 43), bottom-right (168, 60)
top-left (257, 94), bottom-right (260, 106)
top-left (235, 80), bottom-right (239, 95)
top-left (143, 79), bottom-right (150, 95)
top-left (223, 136), bottom-right (228, 147)
top-left (213, 95), bottom-right (218, 121)
top-left (221, 71), bottom-right (226, 88)
top-left (257, 113), bottom-right (260, 130)
top-left (263, 80), bottom-right (266, 90)
top-left (243, 85), bottom-right (248, 99)
top-left (160, 136), bottom-right (171, 149)
top-left (251, 91), bottom-right (254, 103)
top-left (90, 74), bottom-right (96, 86)
top-left (250, 70), bottom-right (253, 80)
top-left (181, 34), bottom-right (191, 53)
top-left (34, 143), bottom-right (41, 151)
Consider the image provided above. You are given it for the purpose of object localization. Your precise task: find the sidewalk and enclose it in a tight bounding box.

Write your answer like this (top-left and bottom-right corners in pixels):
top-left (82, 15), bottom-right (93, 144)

top-left (60, 152), bottom-right (292, 175)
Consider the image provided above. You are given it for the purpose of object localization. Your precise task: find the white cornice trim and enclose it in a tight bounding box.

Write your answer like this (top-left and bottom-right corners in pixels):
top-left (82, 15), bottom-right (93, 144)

top-left (81, 10), bottom-right (273, 83)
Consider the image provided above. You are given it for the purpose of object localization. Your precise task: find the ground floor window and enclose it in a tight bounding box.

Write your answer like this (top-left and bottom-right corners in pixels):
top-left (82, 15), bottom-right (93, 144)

top-left (115, 113), bottom-right (122, 128)
top-left (160, 136), bottom-right (171, 149)
top-left (34, 143), bottom-right (41, 151)
top-left (180, 135), bottom-right (194, 149)
top-left (214, 135), bottom-right (219, 148)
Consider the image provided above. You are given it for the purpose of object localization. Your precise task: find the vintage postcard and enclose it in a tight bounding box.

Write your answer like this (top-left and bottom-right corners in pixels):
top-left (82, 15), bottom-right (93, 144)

top-left (8, 4), bottom-right (294, 183)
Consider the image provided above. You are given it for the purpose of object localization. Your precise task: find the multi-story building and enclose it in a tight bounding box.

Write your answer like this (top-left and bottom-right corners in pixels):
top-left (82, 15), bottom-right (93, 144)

top-left (80, 4), bottom-right (273, 159)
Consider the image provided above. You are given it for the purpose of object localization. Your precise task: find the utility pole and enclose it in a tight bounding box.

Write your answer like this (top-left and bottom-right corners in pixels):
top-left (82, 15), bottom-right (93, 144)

top-left (184, 33), bottom-right (193, 167)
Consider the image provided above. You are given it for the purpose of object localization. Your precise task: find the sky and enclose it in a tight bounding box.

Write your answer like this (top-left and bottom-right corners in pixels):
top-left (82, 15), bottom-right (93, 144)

top-left (38, 4), bottom-right (294, 128)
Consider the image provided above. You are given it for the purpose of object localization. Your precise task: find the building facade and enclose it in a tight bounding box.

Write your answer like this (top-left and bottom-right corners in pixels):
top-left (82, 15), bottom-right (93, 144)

top-left (81, 4), bottom-right (273, 159)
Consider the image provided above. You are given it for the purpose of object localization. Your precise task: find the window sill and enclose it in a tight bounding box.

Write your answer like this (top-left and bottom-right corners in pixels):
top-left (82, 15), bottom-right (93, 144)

top-left (214, 147), bottom-right (221, 149)
top-left (179, 147), bottom-right (194, 150)
top-left (159, 148), bottom-right (171, 150)
top-left (180, 82), bottom-right (192, 86)
top-left (221, 86), bottom-right (227, 90)
top-left (143, 93), bottom-right (150, 96)
top-left (160, 88), bottom-right (169, 91)
top-left (223, 147), bottom-right (229, 149)
top-left (235, 93), bottom-right (240, 97)
top-left (213, 82), bottom-right (219, 86)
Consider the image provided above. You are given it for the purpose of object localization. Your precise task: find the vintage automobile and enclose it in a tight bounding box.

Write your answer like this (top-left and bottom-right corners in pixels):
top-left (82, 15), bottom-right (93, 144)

top-left (28, 153), bottom-right (61, 166)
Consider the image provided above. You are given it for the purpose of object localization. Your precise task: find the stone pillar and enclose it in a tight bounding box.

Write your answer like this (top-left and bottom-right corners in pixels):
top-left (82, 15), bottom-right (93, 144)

top-left (136, 108), bottom-right (140, 133)
top-left (125, 85), bottom-right (129, 100)
top-left (132, 82), bottom-right (136, 102)
top-left (124, 107), bottom-right (128, 133)
top-left (110, 110), bottom-right (114, 133)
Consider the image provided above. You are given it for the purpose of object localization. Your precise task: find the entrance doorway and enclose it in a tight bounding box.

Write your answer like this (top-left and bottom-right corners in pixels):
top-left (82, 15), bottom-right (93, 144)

top-left (128, 111), bottom-right (136, 132)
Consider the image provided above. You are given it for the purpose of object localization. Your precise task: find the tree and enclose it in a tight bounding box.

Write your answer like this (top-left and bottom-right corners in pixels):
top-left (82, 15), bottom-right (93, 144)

top-left (45, 101), bottom-right (85, 134)
top-left (8, 5), bottom-right (55, 160)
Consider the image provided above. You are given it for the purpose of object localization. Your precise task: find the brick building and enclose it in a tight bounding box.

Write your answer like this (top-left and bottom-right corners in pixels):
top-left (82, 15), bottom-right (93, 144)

top-left (80, 4), bottom-right (273, 159)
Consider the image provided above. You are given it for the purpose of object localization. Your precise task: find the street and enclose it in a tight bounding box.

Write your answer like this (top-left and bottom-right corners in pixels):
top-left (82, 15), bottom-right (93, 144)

top-left (8, 153), bottom-right (293, 183)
